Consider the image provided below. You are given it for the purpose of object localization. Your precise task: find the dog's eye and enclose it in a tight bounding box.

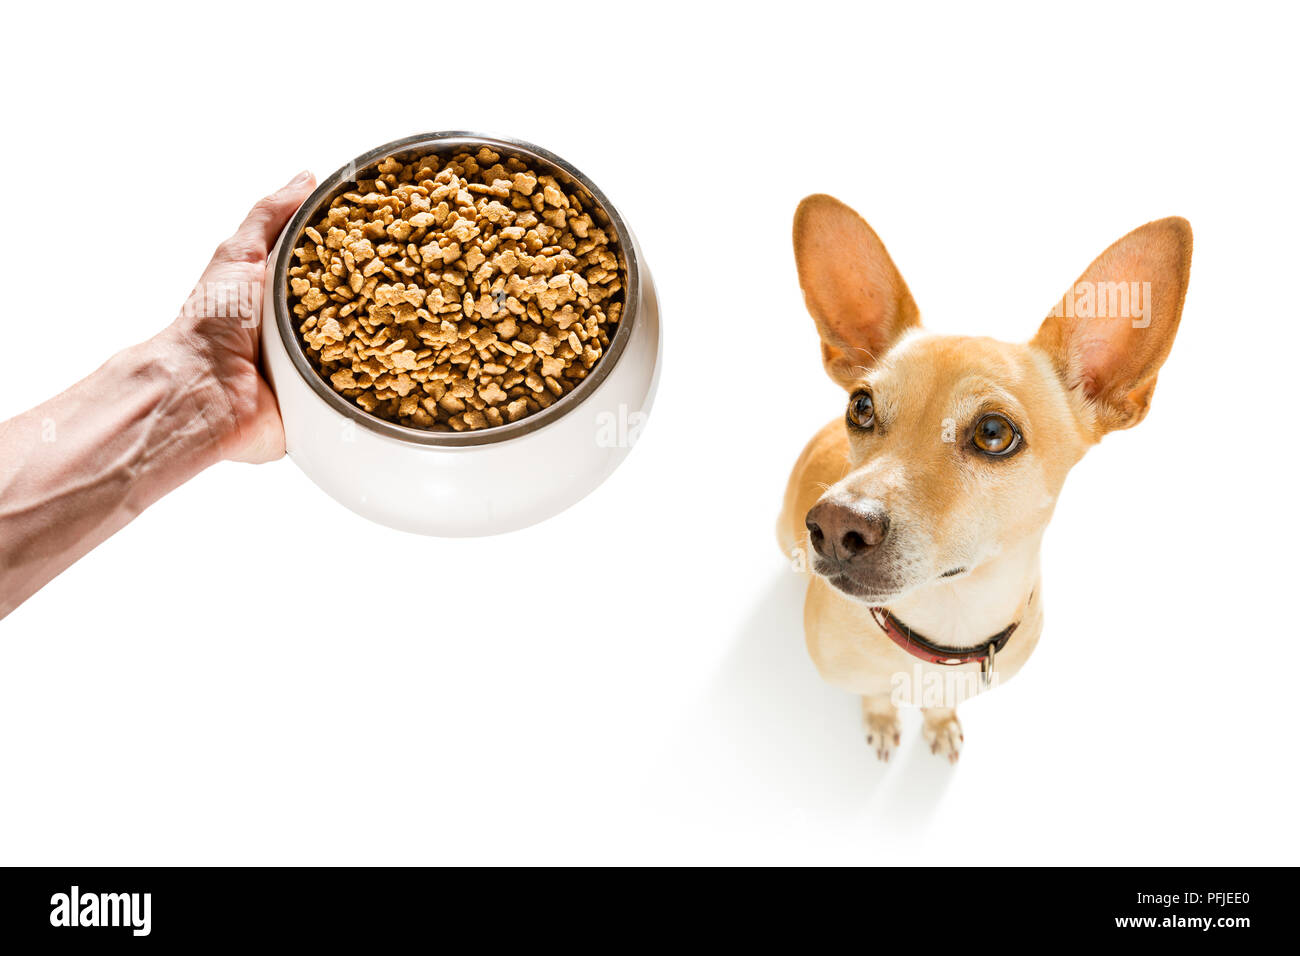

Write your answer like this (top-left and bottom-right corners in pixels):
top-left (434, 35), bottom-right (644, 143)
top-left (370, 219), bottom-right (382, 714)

top-left (972, 414), bottom-right (1020, 456)
top-left (847, 390), bottom-right (875, 429)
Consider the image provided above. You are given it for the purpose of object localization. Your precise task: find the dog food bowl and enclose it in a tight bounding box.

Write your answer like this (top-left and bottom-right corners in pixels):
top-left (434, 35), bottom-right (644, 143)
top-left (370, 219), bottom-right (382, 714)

top-left (260, 131), bottom-right (661, 536)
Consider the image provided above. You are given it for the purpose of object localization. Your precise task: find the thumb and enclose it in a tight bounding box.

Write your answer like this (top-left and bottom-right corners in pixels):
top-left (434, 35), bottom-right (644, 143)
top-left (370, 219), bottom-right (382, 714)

top-left (212, 171), bottom-right (317, 266)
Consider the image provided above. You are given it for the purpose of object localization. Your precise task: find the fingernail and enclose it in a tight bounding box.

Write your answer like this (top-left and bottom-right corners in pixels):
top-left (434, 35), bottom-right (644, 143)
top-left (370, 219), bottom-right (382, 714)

top-left (286, 169), bottom-right (312, 187)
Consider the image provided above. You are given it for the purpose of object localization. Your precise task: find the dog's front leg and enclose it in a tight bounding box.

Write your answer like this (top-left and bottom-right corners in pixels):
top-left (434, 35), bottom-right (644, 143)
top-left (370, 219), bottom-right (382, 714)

top-left (922, 707), bottom-right (963, 763)
top-left (861, 695), bottom-right (901, 762)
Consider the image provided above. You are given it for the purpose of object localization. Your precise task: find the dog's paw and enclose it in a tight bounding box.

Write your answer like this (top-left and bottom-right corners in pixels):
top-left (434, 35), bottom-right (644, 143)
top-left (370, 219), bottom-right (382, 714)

top-left (922, 714), bottom-right (963, 764)
top-left (863, 712), bottom-right (902, 762)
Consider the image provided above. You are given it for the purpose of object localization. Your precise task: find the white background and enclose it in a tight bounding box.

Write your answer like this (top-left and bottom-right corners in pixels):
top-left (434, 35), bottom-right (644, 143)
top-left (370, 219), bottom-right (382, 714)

top-left (1, 1), bottom-right (1297, 865)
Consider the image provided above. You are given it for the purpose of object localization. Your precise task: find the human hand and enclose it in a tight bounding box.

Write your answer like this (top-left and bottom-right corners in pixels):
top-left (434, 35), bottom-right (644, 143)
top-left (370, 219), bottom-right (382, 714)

top-left (0, 171), bottom-right (318, 617)
top-left (165, 171), bottom-right (317, 463)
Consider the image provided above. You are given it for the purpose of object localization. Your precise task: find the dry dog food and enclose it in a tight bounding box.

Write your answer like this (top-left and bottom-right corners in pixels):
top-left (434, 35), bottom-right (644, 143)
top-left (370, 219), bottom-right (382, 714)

top-left (286, 147), bottom-right (624, 431)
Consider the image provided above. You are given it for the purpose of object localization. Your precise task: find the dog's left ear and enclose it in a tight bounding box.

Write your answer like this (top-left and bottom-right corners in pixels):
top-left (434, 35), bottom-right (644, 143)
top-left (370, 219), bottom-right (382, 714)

top-left (1032, 217), bottom-right (1192, 433)
top-left (793, 194), bottom-right (921, 389)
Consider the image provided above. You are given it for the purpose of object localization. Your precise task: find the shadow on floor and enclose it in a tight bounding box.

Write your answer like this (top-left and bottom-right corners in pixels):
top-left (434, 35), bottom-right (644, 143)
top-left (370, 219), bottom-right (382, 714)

top-left (662, 569), bottom-right (956, 829)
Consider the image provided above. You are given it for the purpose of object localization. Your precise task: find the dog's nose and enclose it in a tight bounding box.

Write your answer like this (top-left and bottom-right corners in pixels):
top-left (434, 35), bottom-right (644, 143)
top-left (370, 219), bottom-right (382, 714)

top-left (806, 500), bottom-right (889, 562)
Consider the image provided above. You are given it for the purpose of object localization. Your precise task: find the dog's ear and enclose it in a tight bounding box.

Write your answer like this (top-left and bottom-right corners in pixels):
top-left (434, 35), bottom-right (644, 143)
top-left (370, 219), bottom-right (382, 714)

top-left (793, 195), bottom-right (921, 390)
top-left (1032, 218), bottom-right (1192, 433)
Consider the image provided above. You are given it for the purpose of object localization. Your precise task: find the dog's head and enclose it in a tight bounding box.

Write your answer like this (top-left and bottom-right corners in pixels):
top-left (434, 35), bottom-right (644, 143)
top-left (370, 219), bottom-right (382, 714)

top-left (794, 195), bottom-right (1192, 603)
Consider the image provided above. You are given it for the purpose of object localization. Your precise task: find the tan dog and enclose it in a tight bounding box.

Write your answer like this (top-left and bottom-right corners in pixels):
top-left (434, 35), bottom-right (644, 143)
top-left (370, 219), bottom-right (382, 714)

top-left (778, 196), bottom-right (1192, 762)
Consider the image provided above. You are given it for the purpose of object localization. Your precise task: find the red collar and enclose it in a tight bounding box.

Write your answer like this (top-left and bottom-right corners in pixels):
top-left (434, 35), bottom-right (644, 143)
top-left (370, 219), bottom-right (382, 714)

top-left (870, 591), bottom-right (1032, 676)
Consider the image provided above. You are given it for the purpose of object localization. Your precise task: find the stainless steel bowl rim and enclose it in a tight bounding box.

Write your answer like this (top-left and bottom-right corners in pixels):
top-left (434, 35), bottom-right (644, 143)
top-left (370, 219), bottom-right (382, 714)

top-left (271, 131), bottom-right (641, 448)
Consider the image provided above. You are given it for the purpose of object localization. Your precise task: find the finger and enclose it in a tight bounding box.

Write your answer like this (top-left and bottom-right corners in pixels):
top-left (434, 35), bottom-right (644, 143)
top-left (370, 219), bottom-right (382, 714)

top-left (211, 171), bottom-right (317, 265)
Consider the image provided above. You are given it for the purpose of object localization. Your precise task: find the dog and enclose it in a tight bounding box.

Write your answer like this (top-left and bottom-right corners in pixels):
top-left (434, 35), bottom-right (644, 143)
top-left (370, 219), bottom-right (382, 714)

top-left (778, 195), bottom-right (1191, 762)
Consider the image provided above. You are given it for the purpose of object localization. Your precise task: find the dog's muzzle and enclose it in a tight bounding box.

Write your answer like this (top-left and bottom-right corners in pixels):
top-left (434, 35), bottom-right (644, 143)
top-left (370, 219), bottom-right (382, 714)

top-left (805, 498), bottom-right (889, 566)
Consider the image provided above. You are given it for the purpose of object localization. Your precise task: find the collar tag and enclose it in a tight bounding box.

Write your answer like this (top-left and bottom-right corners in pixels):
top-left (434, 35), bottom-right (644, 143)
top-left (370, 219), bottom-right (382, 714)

top-left (981, 641), bottom-right (997, 688)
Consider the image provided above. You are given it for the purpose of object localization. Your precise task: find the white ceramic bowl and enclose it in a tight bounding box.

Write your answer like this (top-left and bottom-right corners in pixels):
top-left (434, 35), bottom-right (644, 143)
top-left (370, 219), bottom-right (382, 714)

top-left (260, 132), bottom-right (660, 536)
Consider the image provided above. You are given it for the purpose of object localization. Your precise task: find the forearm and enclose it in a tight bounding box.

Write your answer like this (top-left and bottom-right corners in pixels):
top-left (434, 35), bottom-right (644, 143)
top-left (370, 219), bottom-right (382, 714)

top-left (0, 327), bottom-right (234, 618)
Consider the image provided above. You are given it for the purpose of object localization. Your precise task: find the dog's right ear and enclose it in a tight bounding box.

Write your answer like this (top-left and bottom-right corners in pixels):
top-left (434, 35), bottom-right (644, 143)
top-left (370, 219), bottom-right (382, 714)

top-left (793, 194), bottom-right (921, 389)
top-left (1031, 217), bottom-right (1192, 434)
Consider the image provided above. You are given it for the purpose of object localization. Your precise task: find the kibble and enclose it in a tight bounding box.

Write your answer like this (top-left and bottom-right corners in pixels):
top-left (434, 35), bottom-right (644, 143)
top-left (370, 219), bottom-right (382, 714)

top-left (286, 146), bottom-right (625, 431)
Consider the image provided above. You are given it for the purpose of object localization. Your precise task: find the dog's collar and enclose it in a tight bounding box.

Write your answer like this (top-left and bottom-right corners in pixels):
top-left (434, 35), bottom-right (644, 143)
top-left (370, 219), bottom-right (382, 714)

top-left (870, 591), bottom-right (1033, 685)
